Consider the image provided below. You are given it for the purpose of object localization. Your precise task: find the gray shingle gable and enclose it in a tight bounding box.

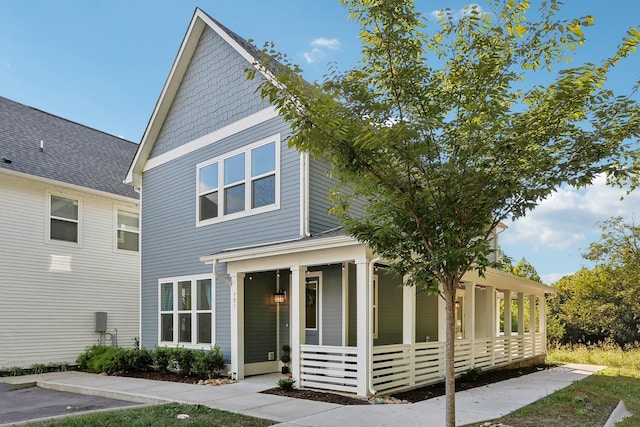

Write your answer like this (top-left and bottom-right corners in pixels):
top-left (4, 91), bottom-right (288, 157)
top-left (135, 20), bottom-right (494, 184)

top-left (0, 96), bottom-right (138, 199)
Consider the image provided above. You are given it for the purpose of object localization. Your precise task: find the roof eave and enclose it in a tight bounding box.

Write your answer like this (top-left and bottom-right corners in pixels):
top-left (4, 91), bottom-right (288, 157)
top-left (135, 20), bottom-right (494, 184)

top-left (200, 235), bottom-right (359, 264)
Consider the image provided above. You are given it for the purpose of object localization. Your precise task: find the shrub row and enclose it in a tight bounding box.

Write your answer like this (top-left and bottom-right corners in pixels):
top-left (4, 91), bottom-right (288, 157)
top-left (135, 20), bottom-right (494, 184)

top-left (76, 344), bottom-right (225, 379)
top-left (0, 362), bottom-right (71, 377)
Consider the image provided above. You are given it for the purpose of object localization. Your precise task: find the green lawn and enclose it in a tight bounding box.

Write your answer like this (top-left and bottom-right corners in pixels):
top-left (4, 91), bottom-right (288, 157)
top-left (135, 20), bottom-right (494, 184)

top-left (478, 345), bottom-right (640, 427)
top-left (29, 403), bottom-right (275, 427)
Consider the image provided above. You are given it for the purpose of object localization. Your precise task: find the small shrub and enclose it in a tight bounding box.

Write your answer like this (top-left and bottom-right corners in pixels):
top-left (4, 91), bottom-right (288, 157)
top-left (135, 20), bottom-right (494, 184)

top-left (173, 347), bottom-right (194, 375)
top-left (192, 346), bottom-right (225, 379)
top-left (53, 362), bottom-right (70, 372)
top-left (460, 367), bottom-right (482, 382)
top-left (277, 377), bottom-right (295, 391)
top-left (9, 366), bottom-right (24, 376)
top-left (151, 347), bottom-right (172, 373)
top-left (30, 363), bottom-right (47, 374)
top-left (76, 345), bottom-right (129, 373)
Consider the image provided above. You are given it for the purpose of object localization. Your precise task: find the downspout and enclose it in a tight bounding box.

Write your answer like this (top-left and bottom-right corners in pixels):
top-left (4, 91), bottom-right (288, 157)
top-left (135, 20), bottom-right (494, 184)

top-left (211, 259), bottom-right (232, 286)
top-left (300, 152), bottom-right (310, 237)
top-left (368, 256), bottom-right (381, 396)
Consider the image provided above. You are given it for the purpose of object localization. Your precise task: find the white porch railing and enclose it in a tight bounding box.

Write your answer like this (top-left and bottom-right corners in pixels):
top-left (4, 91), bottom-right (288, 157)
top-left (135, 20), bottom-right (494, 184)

top-left (299, 334), bottom-right (544, 396)
top-left (299, 344), bottom-right (359, 393)
top-left (371, 333), bottom-right (544, 395)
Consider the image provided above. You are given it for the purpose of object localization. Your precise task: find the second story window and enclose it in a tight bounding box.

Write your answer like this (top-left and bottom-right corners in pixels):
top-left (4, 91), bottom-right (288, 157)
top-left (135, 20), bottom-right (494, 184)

top-left (197, 136), bottom-right (279, 225)
top-left (50, 194), bottom-right (79, 243)
top-left (116, 209), bottom-right (139, 252)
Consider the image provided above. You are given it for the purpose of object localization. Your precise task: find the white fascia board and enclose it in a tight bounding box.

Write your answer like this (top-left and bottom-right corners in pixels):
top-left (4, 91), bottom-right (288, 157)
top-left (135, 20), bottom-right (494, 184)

top-left (125, 11), bottom-right (207, 186)
top-left (463, 267), bottom-right (556, 295)
top-left (1, 168), bottom-right (139, 204)
top-left (197, 10), bottom-right (279, 84)
top-left (143, 106), bottom-right (278, 172)
top-left (125, 9), bottom-right (282, 186)
top-left (200, 235), bottom-right (359, 264)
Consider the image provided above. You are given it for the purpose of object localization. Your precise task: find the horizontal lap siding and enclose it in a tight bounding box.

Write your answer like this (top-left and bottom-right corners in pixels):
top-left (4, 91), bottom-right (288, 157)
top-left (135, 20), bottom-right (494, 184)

top-left (141, 117), bottom-right (300, 355)
top-left (0, 176), bottom-right (139, 368)
top-left (141, 24), bottom-right (301, 361)
top-left (150, 26), bottom-right (271, 158)
top-left (308, 158), bottom-right (340, 234)
top-left (375, 270), bottom-right (403, 346)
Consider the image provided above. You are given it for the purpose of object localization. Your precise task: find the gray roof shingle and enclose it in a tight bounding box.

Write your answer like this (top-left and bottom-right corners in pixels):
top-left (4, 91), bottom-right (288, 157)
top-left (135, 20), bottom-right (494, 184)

top-left (0, 96), bottom-right (138, 199)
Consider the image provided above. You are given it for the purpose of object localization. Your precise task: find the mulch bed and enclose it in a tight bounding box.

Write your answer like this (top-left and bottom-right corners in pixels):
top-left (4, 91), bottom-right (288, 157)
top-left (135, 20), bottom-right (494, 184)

top-left (261, 364), bottom-right (556, 405)
top-left (104, 364), bottom-right (557, 406)
top-left (392, 364), bottom-right (555, 403)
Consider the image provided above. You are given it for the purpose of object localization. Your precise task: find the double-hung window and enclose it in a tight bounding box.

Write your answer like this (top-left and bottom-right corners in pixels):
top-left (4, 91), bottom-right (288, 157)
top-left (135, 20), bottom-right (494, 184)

top-left (197, 136), bottom-right (279, 225)
top-left (116, 209), bottom-right (139, 252)
top-left (159, 275), bottom-right (214, 346)
top-left (49, 194), bottom-right (79, 243)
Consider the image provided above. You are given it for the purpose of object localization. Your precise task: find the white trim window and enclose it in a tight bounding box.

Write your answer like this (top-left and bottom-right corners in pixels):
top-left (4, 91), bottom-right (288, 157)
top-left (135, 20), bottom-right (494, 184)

top-left (115, 209), bottom-right (139, 252)
top-left (197, 135), bottom-right (280, 225)
top-left (159, 275), bottom-right (214, 347)
top-left (49, 194), bottom-right (80, 244)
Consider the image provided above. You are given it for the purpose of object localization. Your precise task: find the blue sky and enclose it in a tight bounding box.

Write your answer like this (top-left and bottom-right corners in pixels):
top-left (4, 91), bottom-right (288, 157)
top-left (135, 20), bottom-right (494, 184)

top-left (1, 1), bottom-right (638, 284)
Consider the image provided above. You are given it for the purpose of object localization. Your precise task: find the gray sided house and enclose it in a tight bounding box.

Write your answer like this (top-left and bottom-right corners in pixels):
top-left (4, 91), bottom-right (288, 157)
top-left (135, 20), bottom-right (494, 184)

top-left (0, 96), bottom-right (140, 369)
top-left (126, 9), bottom-right (555, 397)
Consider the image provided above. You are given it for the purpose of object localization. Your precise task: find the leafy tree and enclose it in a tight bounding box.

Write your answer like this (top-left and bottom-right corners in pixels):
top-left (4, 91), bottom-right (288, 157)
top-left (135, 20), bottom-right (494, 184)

top-left (502, 256), bottom-right (542, 283)
top-left (548, 217), bottom-right (640, 345)
top-left (250, 1), bottom-right (640, 424)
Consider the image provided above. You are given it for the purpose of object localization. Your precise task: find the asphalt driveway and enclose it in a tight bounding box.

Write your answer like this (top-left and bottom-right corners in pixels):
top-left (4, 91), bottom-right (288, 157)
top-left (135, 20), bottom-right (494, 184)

top-left (0, 382), bottom-right (139, 425)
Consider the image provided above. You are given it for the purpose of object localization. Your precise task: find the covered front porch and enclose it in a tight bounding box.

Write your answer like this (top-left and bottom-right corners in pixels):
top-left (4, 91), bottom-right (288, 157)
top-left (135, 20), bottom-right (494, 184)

top-left (202, 231), bottom-right (553, 397)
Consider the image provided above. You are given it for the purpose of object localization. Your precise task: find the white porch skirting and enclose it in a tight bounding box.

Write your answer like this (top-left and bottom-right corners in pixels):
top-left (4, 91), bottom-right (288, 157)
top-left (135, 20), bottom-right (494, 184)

top-left (299, 334), bottom-right (545, 396)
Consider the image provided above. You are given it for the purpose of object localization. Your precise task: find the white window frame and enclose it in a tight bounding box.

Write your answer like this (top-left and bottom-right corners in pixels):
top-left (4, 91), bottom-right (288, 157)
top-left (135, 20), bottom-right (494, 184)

top-left (47, 192), bottom-right (81, 246)
top-left (158, 274), bottom-right (215, 349)
top-left (114, 207), bottom-right (139, 253)
top-left (196, 134), bottom-right (280, 227)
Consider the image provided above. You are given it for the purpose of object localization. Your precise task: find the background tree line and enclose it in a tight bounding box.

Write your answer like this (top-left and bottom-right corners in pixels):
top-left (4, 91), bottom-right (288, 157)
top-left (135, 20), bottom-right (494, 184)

top-left (503, 216), bottom-right (640, 346)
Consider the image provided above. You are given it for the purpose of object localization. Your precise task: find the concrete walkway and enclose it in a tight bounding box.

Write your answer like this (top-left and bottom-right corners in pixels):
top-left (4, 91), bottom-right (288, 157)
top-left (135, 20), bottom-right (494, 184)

top-left (0, 364), bottom-right (604, 427)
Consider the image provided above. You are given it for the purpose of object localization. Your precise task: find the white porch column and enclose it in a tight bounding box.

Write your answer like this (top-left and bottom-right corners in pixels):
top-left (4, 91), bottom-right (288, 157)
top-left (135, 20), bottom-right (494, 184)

top-left (438, 286), bottom-right (446, 342)
top-left (356, 258), bottom-right (370, 397)
top-left (464, 283), bottom-right (476, 340)
top-left (486, 287), bottom-right (496, 338)
top-left (290, 265), bottom-right (306, 388)
top-left (402, 277), bottom-right (416, 387)
top-left (503, 290), bottom-right (512, 336)
top-left (529, 295), bottom-right (537, 354)
top-left (539, 296), bottom-right (547, 352)
top-left (342, 262), bottom-right (349, 346)
top-left (486, 286), bottom-right (496, 366)
top-left (230, 272), bottom-right (245, 380)
top-left (464, 283), bottom-right (476, 363)
top-left (503, 290), bottom-right (512, 362)
top-left (517, 292), bottom-right (525, 335)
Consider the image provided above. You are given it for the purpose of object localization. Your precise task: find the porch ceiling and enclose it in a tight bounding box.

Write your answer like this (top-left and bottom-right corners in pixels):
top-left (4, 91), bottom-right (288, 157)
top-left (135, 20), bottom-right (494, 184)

top-left (463, 268), bottom-right (556, 295)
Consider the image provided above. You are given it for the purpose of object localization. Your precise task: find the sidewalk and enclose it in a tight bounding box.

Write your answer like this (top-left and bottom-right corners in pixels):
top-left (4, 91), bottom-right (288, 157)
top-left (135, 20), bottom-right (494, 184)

top-left (0, 364), bottom-right (604, 426)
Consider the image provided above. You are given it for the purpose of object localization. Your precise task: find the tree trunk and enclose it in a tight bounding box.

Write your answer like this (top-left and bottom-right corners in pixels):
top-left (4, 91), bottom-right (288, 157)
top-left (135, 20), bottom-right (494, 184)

top-left (444, 281), bottom-right (457, 427)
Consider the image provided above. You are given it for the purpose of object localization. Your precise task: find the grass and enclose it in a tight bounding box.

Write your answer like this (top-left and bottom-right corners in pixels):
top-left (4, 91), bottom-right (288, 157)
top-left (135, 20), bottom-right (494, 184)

top-left (29, 403), bottom-right (275, 427)
top-left (477, 343), bottom-right (640, 427)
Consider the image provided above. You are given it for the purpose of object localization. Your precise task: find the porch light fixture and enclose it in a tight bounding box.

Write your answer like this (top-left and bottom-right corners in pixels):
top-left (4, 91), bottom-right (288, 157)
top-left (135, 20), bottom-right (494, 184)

top-left (274, 289), bottom-right (286, 304)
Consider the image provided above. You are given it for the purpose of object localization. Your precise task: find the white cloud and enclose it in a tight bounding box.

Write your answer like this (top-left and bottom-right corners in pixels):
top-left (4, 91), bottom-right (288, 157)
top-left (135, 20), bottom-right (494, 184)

top-left (303, 37), bottom-right (341, 64)
top-left (541, 272), bottom-right (574, 285)
top-left (501, 175), bottom-right (640, 251)
top-left (311, 37), bottom-right (341, 50)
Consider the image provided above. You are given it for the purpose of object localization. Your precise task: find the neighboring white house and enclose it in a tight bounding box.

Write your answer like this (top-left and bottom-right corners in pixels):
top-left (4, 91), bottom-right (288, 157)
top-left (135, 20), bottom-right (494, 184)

top-left (0, 96), bottom-right (140, 369)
